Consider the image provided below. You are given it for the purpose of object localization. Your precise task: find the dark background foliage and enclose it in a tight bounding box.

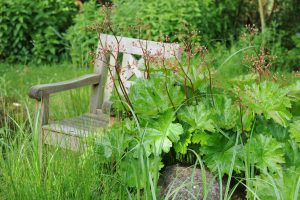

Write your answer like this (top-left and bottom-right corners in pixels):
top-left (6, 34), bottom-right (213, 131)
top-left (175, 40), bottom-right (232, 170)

top-left (0, 0), bottom-right (299, 69)
top-left (0, 0), bottom-right (77, 63)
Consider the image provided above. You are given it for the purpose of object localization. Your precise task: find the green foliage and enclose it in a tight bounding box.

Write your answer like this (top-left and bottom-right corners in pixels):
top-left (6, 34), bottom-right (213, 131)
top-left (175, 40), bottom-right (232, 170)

top-left (112, 0), bottom-right (206, 41)
top-left (238, 81), bottom-right (292, 127)
top-left (246, 134), bottom-right (285, 173)
top-left (287, 34), bottom-right (300, 70)
top-left (126, 74), bottom-right (184, 121)
top-left (93, 112), bottom-right (181, 190)
top-left (289, 120), bottom-right (300, 146)
top-left (201, 134), bottom-right (244, 175)
top-left (144, 112), bottom-right (183, 155)
top-left (178, 103), bottom-right (215, 133)
top-left (213, 95), bottom-right (239, 130)
top-left (1, 0), bottom-right (300, 197)
top-left (287, 80), bottom-right (300, 102)
top-left (1, 0), bottom-right (299, 71)
top-left (0, 59), bottom-right (299, 198)
top-left (284, 140), bottom-right (300, 168)
top-left (65, 1), bottom-right (102, 67)
top-left (0, 0), bottom-right (33, 62)
top-left (174, 131), bottom-right (192, 154)
top-left (117, 155), bottom-right (162, 189)
top-left (253, 167), bottom-right (300, 200)
top-left (106, 53), bottom-right (299, 196)
top-left (0, 0), bottom-right (77, 63)
top-left (254, 118), bottom-right (290, 142)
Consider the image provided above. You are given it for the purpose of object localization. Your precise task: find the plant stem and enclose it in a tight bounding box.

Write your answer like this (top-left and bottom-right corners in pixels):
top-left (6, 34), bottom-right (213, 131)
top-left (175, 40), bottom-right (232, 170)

top-left (239, 101), bottom-right (245, 143)
top-left (258, 0), bottom-right (265, 33)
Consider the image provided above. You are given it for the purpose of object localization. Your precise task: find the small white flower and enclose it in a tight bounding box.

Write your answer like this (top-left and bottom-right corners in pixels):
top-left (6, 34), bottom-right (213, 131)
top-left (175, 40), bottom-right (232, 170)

top-left (12, 102), bottom-right (21, 107)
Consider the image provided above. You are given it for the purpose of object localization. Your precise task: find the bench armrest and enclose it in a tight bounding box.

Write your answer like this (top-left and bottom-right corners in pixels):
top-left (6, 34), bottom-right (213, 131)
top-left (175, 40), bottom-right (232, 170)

top-left (28, 73), bottom-right (101, 100)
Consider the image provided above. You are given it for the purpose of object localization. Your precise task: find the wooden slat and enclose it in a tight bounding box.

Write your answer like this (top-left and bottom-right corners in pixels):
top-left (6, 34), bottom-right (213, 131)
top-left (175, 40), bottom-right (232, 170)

top-left (60, 116), bottom-right (107, 130)
top-left (98, 34), bottom-right (181, 58)
top-left (36, 95), bottom-right (49, 172)
top-left (43, 124), bottom-right (89, 137)
top-left (102, 51), bottom-right (118, 105)
top-left (90, 52), bottom-right (108, 113)
top-left (29, 73), bottom-right (101, 100)
top-left (121, 53), bottom-right (135, 81)
top-left (43, 130), bottom-right (84, 152)
top-left (42, 113), bottom-right (109, 138)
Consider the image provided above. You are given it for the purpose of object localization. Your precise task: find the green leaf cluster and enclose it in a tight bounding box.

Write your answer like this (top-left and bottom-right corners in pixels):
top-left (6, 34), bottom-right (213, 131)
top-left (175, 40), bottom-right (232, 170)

top-left (253, 167), bottom-right (300, 200)
top-left (103, 60), bottom-right (300, 195)
top-left (0, 0), bottom-right (77, 63)
top-left (65, 1), bottom-right (103, 67)
top-left (238, 81), bottom-right (292, 127)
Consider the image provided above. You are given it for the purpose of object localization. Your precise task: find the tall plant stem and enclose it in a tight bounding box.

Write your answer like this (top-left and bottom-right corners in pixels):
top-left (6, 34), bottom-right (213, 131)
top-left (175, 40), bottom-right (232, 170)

top-left (207, 65), bottom-right (215, 108)
top-left (258, 0), bottom-right (266, 44)
top-left (239, 102), bottom-right (245, 143)
top-left (162, 57), bottom-right (176, 111)
top-left (258, 0), bottom-right (265, 33)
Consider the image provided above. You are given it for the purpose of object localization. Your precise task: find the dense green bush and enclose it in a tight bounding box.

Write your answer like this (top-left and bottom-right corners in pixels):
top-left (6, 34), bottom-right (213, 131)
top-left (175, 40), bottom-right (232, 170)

top-left (271, 0), bottom-right (300, 48)
top-left (1, 0), bottom-right (299, 70)
top-left (64, 1), bottom-right (102, 67)
top-left (64, 0), bottom-right (299, 70)
top-left (0, 0), bottom-right (77, 63)
top-left (111, 0), bottom-right (206, 41)
top-left (64, 0), bottom-right (208, 67)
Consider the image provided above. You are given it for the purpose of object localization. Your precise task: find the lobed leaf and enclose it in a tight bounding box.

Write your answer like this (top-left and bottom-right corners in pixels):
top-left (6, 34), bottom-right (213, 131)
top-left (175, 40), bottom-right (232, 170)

top-left (246, 134), bottom-right (285, 173)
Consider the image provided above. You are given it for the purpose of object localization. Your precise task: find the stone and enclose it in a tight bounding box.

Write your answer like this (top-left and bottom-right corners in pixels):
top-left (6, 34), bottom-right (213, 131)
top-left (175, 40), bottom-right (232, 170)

top-left (158, 164), bottom-right (224, 200)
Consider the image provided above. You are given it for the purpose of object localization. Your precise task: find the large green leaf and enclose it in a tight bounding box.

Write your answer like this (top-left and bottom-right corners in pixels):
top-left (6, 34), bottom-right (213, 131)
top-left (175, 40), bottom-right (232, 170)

top-left (176, 64), bottom-right (211, 90)
top-left (127, 74), bottom-right (185, 121)
top-left (285, 80), bottom-right (300, 101)
top-left (239, 81), bottom-right (292, 127)
top-left (192, 131), bottom-right (210, 145)
top-left (94, 135), bottom-right (112, 161)
top-left (178, 103), bottom-right (215, 133)
top-left (174, 131), bottom-right (192, 154)
top-left (213, 95), bottom-right (239, 130)
top-left (289, 120), bottom-right (300, 146)
top-left (284, 140), bottom-right (300, 167)
top-left (201, 134), bottom-right (243, 175)
top-left (229, 73), bottom-right (258, 86)
top-left (254, 117), bottom-right (290, 142)
top-left (246, 134), bottom-right (285, 173)
top-left (144, 112), bottom-right (184, 155)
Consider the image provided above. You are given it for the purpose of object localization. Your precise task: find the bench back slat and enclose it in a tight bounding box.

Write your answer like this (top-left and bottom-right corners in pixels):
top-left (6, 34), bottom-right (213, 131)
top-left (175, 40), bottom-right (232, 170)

top-left (90, 34), bottom-right (181, 113)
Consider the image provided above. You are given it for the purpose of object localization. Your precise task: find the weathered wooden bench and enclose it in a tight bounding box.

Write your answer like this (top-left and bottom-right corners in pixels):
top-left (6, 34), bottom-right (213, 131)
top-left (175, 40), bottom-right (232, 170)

top-left (28, 34), bottom-right (180, 165)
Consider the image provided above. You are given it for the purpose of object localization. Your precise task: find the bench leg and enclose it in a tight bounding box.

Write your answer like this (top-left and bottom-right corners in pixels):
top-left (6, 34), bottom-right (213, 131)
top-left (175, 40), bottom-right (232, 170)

top-left (35, 96), bottom-right (49, 178)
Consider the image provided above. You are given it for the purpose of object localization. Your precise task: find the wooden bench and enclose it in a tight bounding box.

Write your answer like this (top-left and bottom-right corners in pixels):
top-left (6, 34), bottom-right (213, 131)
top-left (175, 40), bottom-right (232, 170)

top-left (28, 34), bottom-right (180, 165)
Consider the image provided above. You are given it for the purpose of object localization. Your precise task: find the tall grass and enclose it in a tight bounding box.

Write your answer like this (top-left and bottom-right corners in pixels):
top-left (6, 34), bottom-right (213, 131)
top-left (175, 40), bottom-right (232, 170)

top-left (0, 64), bottom-right (117, 199)
top-left (0, 64), bottom-right (161, 199)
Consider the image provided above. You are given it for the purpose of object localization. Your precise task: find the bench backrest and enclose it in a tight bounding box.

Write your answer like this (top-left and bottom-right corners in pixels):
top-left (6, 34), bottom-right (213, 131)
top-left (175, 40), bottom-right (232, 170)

top-left (90, 34), bottom-right (181, 113)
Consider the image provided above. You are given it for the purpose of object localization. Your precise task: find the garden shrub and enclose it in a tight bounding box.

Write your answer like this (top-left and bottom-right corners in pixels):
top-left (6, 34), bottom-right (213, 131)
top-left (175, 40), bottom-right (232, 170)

top-left (64, 0), bottom-right (102, 67)
top-left (0, 0), bottom-right (34, 63)
top-left (63, 0), bottom-right (300, 71)
top-left (110, 0), bottom-right (257, 44)
top-left (287, 33), bottom-right (300, 71)
top-left (91, 32), bottom-right (300, 196)
top-left (64, 0), bottom-right (208, 67)
top-left (111, 0), bottom-right (207, 41)
top-left (96, 67), bottom-right (300, 197)
top-left (0, 0), bottom-right (77, 63)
